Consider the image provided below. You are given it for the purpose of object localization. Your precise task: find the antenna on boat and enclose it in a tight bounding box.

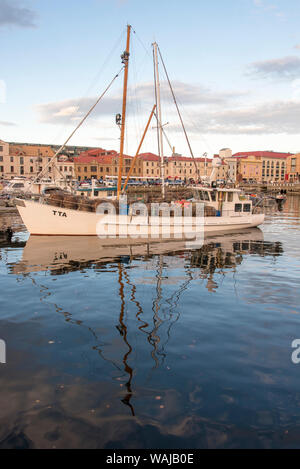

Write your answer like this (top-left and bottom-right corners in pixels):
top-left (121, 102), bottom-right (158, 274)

top-left (117, 24), bottom-right (131, 200)
top-left (152, 42), bottom-right (166, 199)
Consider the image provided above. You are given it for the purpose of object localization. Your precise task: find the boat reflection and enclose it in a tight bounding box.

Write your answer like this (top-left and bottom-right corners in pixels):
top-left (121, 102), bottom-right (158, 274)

top-left (10, 229), bottom-right (283, 416)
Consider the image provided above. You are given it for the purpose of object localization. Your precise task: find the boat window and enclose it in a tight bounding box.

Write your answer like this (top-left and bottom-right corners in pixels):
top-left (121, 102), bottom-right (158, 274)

top-left (94, 190), bottom-right (99, 197)
top-left (235, 203), bottom-right (242, 212)
top-left (211, 191), bottom-right (217, 202)
top-left (243, 203), bottom-right (251, 212)
top-left (199, 191), bottom-right (204, 201)
top-left (203, 191), bottom-right (210, 201)
top-left (227, 192), bottom-right (234, 202)
top-left (192, 190), bottom-right (200, 200)
top-left (13, 183), bottom-right (24, 188)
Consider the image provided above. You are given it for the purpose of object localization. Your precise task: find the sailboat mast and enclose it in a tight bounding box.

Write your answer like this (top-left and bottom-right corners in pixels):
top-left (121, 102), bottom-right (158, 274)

top-left (117, 25), bottom-right (131, 199)
top-left (153, 42), bottom-right (165, 199)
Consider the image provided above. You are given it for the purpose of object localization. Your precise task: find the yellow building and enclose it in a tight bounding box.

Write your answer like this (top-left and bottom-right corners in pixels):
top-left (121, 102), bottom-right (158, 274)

top-left (0, 139), bottom-right (10, 179)
top-left (7, 143), bottom-right (56, 179)
top-left (233, 151), bottom-right (291, 182)
top-left (287, 153), bottom-right (300, 182)
top-left (236, 155), bottom-right (262, 182)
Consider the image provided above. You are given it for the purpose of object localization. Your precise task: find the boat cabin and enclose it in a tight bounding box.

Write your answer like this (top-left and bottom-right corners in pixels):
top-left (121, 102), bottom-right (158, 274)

top-left (192, 187), bottom-right (253, 216)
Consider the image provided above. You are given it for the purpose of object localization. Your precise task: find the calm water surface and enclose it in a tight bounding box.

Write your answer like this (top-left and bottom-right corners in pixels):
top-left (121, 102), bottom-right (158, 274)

top-left (0, 196), bottom-right (300, 449)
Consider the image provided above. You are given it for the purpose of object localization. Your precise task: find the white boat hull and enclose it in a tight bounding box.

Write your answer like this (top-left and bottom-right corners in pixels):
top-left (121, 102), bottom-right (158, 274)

top-left (15, 199), bottom-right (265, 237)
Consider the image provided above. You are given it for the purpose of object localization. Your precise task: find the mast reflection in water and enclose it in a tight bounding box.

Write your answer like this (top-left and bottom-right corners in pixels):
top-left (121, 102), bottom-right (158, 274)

top-left (8, 229), bottom-right (283, 418)
top-left (1, 220), bottom-right (298, 449)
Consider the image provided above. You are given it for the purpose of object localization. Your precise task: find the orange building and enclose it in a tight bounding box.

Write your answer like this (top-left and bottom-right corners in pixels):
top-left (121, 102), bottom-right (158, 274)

top-left (74, 148), bottom-right (143, 181)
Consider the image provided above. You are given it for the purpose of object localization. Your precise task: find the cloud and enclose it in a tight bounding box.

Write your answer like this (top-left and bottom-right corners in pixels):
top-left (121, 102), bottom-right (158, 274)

top-left (253, 0), bottom-right (286, 19)
top-left (0, 120), bottom-right (17, 127)
top-left (172, 99), bottom-right (300, 135)
top-left (248, 56), bottom-right (300, 80)
top-left (35, 81), bottom-right (243, 125)
top-left (0, 0), bottom-right (37, 29)
top-left (133, 81), bottom-right (243, 106)
top-left (36, 95), bottom-right (122, 125)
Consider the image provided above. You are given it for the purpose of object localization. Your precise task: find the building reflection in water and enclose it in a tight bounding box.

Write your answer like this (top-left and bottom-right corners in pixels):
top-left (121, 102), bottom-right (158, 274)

top-left (8, 228), bottom-right (284, 416)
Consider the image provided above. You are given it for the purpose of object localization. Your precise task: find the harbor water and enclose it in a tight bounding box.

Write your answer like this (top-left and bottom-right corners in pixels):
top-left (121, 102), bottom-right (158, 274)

top-left (0, 196), bottom-right (300, 448)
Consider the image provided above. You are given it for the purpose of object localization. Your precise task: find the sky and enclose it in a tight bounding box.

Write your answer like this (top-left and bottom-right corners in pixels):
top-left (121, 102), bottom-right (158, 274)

top-left (1, 0), bottom-right (300, 158)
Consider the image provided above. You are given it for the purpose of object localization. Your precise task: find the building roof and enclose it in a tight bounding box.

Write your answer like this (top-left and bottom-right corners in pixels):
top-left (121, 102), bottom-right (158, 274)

top-left (74, 152), bottom-right (133, 164)
top-left (138, 153), bottom-right (160, 162)
top-left (233, 151), bottom-right (293, 159)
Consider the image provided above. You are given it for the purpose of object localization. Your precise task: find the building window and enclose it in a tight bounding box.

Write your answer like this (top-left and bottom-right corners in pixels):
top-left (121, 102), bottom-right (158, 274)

top-left (0, 166), bottom-right (3, 172)
top-left (20, 166), bottom-right (24, 175)
top-left (10, 156), bottom-right (14, 162)
top-left (0, 156), bottom-right (3, 162)
top-left (291, 159), bottom-right (296, 172)
top-left (30, 167), bottom-right (33, 173)
top-left (0, 146), bottom-right (3, 152)
top-left (91, 166), bottom-right (97, 172)
top-left (10, 166), bottom-right (14, 173)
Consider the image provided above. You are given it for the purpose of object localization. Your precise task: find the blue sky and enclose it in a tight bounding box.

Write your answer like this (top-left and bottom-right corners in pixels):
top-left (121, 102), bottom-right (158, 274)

top-left (1, 0), bottom-right (300, 157)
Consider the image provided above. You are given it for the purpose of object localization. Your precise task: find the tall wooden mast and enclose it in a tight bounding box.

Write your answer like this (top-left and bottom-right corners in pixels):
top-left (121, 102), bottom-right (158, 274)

top-left (117, 25), bottom-right (131, 199)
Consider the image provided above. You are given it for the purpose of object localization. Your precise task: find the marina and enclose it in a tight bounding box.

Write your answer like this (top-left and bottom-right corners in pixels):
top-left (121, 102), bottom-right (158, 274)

top-left (1, 0), bottom-right (300, 452)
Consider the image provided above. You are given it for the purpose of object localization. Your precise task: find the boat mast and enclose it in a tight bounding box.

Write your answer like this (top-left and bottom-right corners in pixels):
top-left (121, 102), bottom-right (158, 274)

top-left (117, 24), bottom-right (131, 199)
top-left (153, 42), bottom-right (165, 199)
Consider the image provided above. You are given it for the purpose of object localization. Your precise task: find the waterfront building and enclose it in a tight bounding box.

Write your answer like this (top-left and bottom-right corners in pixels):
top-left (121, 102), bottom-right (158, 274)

top-left (138, 153), bottom-right (162, 178)
top-left (0, 139), bottom-right (10, 179)
top-left (8, 143), bottom-right (55, 179)
top-left (286, 153), bottom-right (300, 182)
top-left (74, 148), bottom-right (143, 181)
top-left (167, 154), bottom-right (212, 181)
top-left (233, 151), bottom-right (292, 183)
top-left (0, 142), bottom-right (76, 180)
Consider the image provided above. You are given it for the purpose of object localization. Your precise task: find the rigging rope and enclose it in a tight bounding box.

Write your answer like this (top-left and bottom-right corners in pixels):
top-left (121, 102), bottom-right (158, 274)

top-left (157, 46), bottom-right (200, 181)
top-left (30, 66), bottom-right (124, 187)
